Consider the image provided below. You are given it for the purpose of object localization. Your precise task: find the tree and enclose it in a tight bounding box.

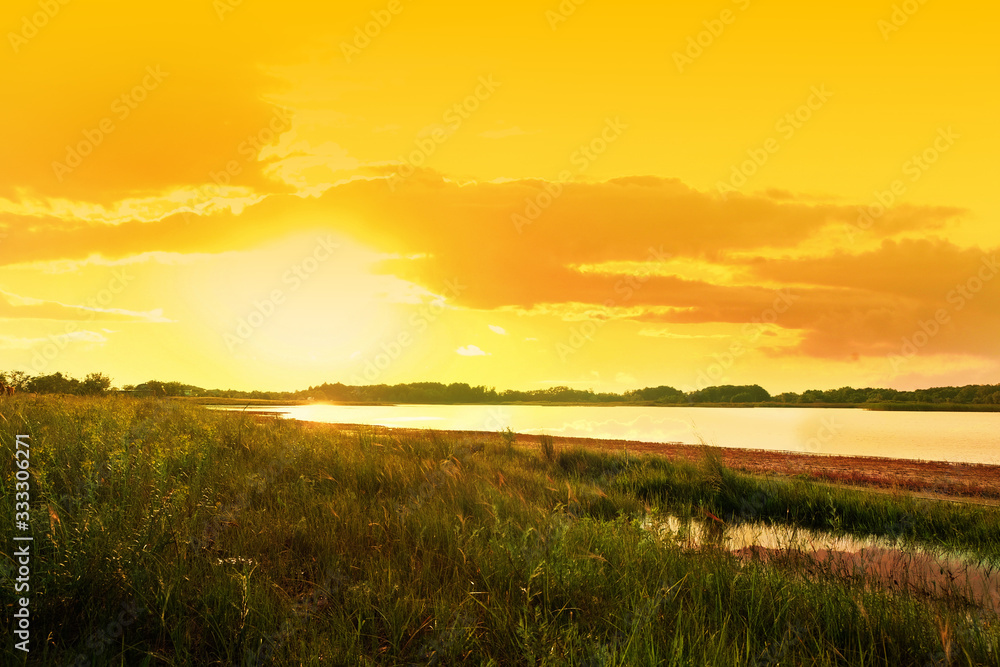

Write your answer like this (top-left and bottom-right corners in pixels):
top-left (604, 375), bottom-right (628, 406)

top-left (691, 384), bottom-right (770, 404)
top-left (27, 372), bottom-right (80, 395)
top-left (955, 386), bottom-right (977, 404)
top-left (628, 386), bottom-right (685, 403)
top-left (4, 371), bottom-right (30, 391)
top-left (81, 373), bottom-right (112, 395)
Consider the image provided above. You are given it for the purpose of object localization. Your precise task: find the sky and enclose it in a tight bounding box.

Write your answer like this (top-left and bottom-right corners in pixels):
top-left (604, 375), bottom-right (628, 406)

top-left (1, 0), bottom-right (998, 393)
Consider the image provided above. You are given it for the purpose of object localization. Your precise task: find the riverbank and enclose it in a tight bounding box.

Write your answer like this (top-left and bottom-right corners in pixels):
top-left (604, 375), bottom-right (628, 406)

top-left (294, 422), bottom-right (1000, 503)
top-left (3, 395), bottom-right (998, 664)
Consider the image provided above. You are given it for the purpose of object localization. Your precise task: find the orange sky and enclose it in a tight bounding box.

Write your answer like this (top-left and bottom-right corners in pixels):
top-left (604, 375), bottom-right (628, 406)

top-left (1, 0), bottom-right (998, 393)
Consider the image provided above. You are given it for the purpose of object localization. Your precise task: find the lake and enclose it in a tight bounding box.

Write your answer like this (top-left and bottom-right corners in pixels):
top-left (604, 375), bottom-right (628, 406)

top-left (211, 404), bottom-right (1000, 466)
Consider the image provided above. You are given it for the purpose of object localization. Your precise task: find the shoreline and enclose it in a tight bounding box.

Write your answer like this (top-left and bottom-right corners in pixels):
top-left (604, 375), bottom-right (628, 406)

top-left (188, 397), bottom-right (1000, 411)
top-left (295, 421), bottom-right (1000, 505)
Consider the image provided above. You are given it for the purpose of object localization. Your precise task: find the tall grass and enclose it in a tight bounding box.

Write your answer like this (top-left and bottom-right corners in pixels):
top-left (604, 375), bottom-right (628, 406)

top-left (539, 433), bottom-right (556, 463)
top-left (622, 449), bottom-right (1000, 561)
top-left (1, 395), bottom-right (997, 665)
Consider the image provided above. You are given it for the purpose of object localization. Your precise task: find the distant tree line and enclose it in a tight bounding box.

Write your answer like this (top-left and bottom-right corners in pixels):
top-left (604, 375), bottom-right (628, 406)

top-left (3, 370), bottom-right (1000, 406)
top-left (0, 371), bottom-right (112, 396)
top-left (279, 380), bottom-right (1000, 406)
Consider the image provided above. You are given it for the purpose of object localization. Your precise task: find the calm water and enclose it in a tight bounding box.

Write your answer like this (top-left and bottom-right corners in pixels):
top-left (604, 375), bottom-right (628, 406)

top-left (642, 513), bottom-right (1000, 613)
top-left (213, 404), bottom-right (1000, 466)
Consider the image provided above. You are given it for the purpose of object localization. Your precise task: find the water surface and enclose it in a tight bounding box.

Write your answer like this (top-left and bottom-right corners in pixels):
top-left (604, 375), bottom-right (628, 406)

top-left (644, 513), bottom-right (1000, 614)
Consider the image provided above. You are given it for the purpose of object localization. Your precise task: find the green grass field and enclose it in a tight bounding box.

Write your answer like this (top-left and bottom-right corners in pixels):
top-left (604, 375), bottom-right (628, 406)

top-left (2, 396), bottom-right (998, 665)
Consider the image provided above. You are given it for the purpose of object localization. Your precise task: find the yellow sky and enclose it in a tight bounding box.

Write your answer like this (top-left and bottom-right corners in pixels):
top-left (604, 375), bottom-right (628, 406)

top-left (1, 0), bottom-right (998, 392)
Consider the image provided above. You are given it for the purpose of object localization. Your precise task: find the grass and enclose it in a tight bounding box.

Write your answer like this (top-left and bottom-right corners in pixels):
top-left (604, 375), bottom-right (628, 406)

top-left (624, 447), bottom-right (1000, 560)
top-left (540, 434), bottom-right (556, 463)
top-left (804, 466), bottom-right (999, 499)
top-left (0, 395), bottom-right (997, 665)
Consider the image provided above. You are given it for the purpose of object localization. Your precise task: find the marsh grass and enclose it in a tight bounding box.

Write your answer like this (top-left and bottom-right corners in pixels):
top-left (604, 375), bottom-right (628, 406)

top-left (539, 433), bottom-right (556, 463)
top-left (1, 395), bottom-right (998, 665)
top-left (626, 453), bottom-right (1000, 562)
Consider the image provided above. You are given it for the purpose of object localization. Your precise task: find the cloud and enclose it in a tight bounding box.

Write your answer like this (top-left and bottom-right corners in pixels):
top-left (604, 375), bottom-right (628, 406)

top-left (638, 328), bottom-right (730, 339)
top-left (457, 345), bottom-right (489, 356)
top-left (0, 290), bottom-right (171, 322)
top-left (1, 172), bottom-right (983, 362)
top-left (748, 239), bottom-right (994, 301)
top-left (488, 324), bottom-right (508, 335)
top-left (6, 251), bottom-right (220, 274)
top-left (0, 0), bottom-right (401, 204)
top-left (3, 174), bottom-right (960, 272)
top-left (311, 175), bottom-right (960, 311)
top-left (739, 240), bottom-right (1000, 359)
